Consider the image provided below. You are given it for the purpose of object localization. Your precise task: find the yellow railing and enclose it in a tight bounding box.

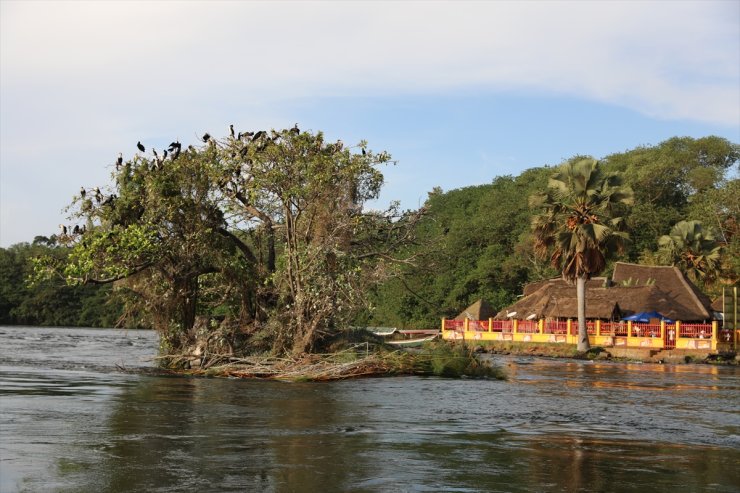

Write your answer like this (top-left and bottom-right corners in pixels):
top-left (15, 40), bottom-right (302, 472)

top-left (440, 318), bottom-right (735, 352)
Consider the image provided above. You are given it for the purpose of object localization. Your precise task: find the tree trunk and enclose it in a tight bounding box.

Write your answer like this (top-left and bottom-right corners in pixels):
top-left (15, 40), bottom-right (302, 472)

top-left (174, 275), bottom-right (198, 334)
top-left (576, 275), bottom-right (590, 351)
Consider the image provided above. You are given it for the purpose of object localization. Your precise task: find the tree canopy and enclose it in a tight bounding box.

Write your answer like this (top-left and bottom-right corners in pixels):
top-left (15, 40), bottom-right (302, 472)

top-left (32, 126), bottom-right (424, 356)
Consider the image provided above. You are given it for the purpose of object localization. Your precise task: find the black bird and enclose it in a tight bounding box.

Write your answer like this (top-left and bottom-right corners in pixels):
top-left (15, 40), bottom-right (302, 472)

top-left (152, 148), bottom-right (161, 165)
top-left (59, 224), bottom-right (67, 235)
top-left (168, 141), bottom-right (181, 153)
top-left (202, 133), bottom-right (211, 143)
top-left (73, 225), bottom-right (80, 235)
top-left (239, 145), bottom-right (249, 157)
top-left (290, 123), bottom-right (299, 134)
top-left (137, 141), bottom-right (145, 153)
top-left (172, 146), bottom-right (181, 160)
top-left (80, 187), bottom-right (86, 198)
top-left (163, 149), bottom-right (168, 160)
top-left (361, 147), bottom-right (366, 156)
top-left (94, 187), bottom-right (103, 203)
top-left (230, 124), bottom-right (235, 138)
top-left (116, 152), bottom-right (123, 169)
top-left (238, 131), bottom-right (254, 140)
top-left (253, 130), bottom-right (265, 141)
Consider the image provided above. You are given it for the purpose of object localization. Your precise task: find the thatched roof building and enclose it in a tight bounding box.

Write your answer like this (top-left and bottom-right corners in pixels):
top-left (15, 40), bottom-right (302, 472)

top-left (494, 263), bottom-right (714, 322)
top-left (456, 299), bottom-right (497, 320)
top-left (494, 280), bottom-right (622, 320)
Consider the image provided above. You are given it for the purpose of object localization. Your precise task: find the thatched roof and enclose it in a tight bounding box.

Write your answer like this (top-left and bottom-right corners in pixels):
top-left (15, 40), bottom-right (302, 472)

top-left (496, 264), bottom-right (715, 322)
top-left (455, 299), bottom-right (497, 320)
top-left (523, 277), bottom-right (608, 296)
top-left (611, 262), bottom-right (712, 321)
top-left (495, 281), bottom-right (621, 320)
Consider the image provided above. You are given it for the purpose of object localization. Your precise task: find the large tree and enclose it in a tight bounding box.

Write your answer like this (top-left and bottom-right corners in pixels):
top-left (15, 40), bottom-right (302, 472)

top-left (530, 158), bottom-right (633, 351)
top-left (35, 126), bottom-right (423, 356)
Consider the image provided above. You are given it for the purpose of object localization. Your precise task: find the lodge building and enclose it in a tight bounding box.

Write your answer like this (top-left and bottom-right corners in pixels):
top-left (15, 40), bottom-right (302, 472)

top-left (442, 263), bottom-right (737, 353)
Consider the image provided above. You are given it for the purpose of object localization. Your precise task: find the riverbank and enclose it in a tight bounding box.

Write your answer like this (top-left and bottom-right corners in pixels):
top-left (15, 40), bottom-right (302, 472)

top-left (471, 340), bottom-right (739, 365)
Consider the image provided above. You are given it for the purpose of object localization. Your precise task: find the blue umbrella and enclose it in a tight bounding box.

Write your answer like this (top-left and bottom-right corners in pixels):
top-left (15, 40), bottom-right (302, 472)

top-left (622, 311), bottom-right (674, 323)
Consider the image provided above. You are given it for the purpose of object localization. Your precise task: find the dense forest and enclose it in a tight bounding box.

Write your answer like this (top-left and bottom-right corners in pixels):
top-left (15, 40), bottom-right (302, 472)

top-left (1, 135), bottom-right (737, 340)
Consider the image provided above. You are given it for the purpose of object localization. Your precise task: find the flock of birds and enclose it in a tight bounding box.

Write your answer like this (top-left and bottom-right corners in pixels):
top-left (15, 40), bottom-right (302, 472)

top-left (60, 123), bottom-right (359, 242)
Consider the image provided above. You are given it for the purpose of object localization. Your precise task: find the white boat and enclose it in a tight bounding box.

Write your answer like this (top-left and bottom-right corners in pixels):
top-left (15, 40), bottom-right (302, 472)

top-left (386, 334), bottom-right (438, 347)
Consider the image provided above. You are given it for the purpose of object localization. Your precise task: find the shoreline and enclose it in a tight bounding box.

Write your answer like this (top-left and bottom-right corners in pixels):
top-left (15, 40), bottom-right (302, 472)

top-left (470, 341), bottom-right (739, 365)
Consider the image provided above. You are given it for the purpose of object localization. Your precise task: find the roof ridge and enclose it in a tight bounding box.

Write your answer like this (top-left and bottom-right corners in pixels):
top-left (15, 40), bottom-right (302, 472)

top-left (670, 265), bottom-right (711, 319)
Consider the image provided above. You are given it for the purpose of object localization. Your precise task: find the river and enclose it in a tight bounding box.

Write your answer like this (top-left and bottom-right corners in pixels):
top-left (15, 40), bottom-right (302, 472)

top-left (0, 326), bottom-right (738, 492)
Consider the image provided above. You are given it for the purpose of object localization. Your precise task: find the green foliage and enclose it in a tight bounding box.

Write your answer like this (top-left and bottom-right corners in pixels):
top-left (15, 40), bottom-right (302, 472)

top-left (423, 342), bottom-right (504, 378)
top-left (0, 242), bottom-right (121, 327)
top-left (530, 157), bottom-right (634, 281)
top-left (364, 169), bottom-right (553, 328)
top-left (658, 220), bottom-right (723, 284)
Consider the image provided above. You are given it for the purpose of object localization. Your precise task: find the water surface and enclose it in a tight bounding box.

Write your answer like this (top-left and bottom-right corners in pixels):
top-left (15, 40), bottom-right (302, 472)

top-left (1, 326), bottom-right (738, 492)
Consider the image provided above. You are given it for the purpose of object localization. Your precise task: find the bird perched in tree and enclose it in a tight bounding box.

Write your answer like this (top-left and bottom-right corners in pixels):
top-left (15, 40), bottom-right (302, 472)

top-left (361, 147), bottom-right (366, 156)
top-left (94, 187), bottom-right (103, 203)
top-left (253, 130), bottom-right (265, 141)
top-left (80, 187), bottom-right (86, 198)
top-left (116, 152), bottom-right (123, 169)
top-left (73, 225), bottom-right (80, 235)
top-left (230, 124), bottom-right (235, 138)
top-left (202, 133), bottom-right (211, 143)
top-left (238, 131), bottom-right (254, 140)
top-left (290, 123), bottom-right (299, 134)
top-left (59, 224), bottom-right (67, 235)
top-left (168, 141), bottom-right (182, 160)
top-left (137, 141), bottom-right (145, 153)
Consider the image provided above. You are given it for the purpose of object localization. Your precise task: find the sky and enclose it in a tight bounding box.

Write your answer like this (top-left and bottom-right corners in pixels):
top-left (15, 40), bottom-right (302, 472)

top-left (1, 0), bottom-right (738, 247)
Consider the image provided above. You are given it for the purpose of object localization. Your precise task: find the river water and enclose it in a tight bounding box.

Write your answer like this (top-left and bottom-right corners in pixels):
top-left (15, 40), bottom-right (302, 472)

top-left (0, 326), bottom-right (738, 493)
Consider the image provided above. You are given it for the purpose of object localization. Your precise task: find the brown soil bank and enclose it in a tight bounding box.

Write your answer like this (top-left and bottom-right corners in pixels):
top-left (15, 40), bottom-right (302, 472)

top-left (473, 341), bottom-right (739, 365)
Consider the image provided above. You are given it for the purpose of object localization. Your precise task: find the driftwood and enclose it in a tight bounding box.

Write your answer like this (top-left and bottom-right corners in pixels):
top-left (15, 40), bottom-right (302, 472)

top-left (151, 345), bottom-right (428, 381)
top-left (147, 342), bottom-right (505, 381)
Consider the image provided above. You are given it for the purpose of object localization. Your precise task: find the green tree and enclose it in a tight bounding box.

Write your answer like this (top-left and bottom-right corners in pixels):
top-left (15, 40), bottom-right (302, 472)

top-left (530, 157), bottom-right (633, 351)
top-left (602, 136), bottom-right (739, 258)
top-left (35, 126), bottom-right (422, 356)
top-left (658, 220), bottom-right (723, 285)
top-left (216, 128), bottom-right (423, 353)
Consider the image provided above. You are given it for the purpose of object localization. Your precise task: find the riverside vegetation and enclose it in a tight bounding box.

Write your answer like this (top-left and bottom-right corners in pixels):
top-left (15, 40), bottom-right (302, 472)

top-left (1, 131), bottom-right (737, 378)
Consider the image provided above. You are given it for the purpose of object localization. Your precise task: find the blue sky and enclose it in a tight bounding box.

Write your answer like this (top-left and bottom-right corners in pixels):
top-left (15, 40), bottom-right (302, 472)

top-left (1, 0), bottom-right (738, 247)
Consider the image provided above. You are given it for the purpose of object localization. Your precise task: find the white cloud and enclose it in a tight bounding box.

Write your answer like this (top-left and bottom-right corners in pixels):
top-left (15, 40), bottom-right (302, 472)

top-left (2, 1), bottom-right (738, 125)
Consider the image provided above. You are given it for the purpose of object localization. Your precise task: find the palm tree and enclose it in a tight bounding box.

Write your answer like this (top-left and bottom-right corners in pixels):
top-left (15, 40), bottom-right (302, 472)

top-left (658, 220), bottom-right (722, 285)
top-left (530, 158), bottom-right (633, 351)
